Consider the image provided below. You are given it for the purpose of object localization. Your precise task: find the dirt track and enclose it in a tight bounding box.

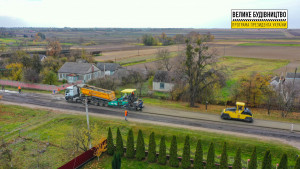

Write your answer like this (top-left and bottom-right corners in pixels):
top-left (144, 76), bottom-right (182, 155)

top-left (1, 91), bottom-right (300, 149)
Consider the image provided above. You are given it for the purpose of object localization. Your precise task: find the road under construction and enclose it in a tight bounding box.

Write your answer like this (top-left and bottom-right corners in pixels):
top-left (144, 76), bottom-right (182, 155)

top-left (1, 90), bottom-right (300, 149)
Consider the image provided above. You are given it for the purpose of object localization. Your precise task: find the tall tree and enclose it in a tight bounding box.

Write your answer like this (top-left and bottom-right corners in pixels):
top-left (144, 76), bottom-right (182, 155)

top-left (169, 136), bottom-right (179, 167)
top-left (23, 68), bottom-right (40, 83)
top-left (206, 142), bottom-right (215, 169)
top-left (107, 127), bottom-right (114, 155)
top-left (156, 49), bottom-right (173, 71)
top-left (158, 136), bottom-right (166, 165)
top-left (294, 156), bottom-right (300, 169)
top-left (262, 150), bottom-right (272, 169)
top-left (184, 36), bottom-right (222, 107)
top-left (277, 68), bottom-right (299, 117)
top-left (112, 153), bottom-right (121, 169)
top-left (136, 130), bottom-right (145, 161)
top-left (32, 54), bottom-right (42, 73)
top-left (194, 140), bottom-right (203, 169)
top-left (46, 40), bottom-right (62, 57)
top-left (116, 128), bottom-right (124, 156)
top-left (126, 129), bottom-right (134, 158)
top-left (278, 153), bottom-right (288, 169)
top-left (6, 63), bottom-right (23, 81)
top-left (42, 70), bottom-right (57, 85)
top-left (147, 132), bottom-right (156, 163)
top-left (232, 147), bottom-right (242, 169)
top-left (248, 147), bottom-right (257, 169)
top-left (181, 135), bottom-right (191, 169)
top-left (220, 142), bottom-right (228, 169)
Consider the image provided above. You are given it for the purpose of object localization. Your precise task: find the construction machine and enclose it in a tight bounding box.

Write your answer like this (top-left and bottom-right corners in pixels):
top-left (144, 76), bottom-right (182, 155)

top-left (221, 102), bottom-right (253, 122)
top-left (65, 84), bottom-right (143, 111)
top-left (108, 89), bottom-right (144, 111)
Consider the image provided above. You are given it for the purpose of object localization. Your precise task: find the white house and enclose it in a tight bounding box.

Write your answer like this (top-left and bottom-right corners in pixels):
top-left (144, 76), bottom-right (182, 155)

top-left (153, 71), bottom-right (175, 92)
top-left (58, 62), bottom-right (103, 83)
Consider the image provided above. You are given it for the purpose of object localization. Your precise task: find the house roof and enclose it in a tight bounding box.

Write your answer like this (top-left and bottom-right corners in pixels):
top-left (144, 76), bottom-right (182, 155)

top-left (286, 72), bottom-right (300, 79)
top-left (29, 54), bottom-right (46, 61)
top-left (58, 62), bottom-right (99, 74)
top-left (153, 70), bottom-right (175, 83)
top-left (96, 63), bottom-right (122, 71)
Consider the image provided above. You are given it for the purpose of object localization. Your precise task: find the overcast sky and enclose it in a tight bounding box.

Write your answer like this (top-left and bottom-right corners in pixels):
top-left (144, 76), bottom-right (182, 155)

top-left (0, 0), bottom-right (299, 28)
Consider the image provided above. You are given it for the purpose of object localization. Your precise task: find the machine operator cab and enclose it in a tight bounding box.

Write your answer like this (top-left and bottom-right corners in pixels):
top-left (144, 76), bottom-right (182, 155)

top-left (221, 102), bottom-right (253, 122)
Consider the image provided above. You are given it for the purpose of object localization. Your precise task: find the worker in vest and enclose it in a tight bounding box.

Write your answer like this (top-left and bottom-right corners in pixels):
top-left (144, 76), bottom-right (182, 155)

top-left (18, 86), bottom-right (21, 94)
top-left (125, 110), bottom-right (128, 121)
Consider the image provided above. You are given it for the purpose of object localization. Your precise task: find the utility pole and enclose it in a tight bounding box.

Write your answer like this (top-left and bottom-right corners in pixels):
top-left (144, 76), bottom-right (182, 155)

top-left (85, 97), bottom-right (91, 149)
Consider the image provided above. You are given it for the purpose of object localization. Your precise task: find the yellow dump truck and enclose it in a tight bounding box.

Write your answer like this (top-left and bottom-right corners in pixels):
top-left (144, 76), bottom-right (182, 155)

top-left (65, 84), bottom-right (116, 106)
top-left (81, 85), bottom-right (116, 101)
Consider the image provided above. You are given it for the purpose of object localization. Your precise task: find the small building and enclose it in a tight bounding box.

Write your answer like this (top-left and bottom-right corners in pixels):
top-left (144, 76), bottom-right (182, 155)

top-left (153, 71), bottom-right (175, 92)
top-left (29, 54), bottom-right (47, 61)
top-left (58, 62), bottom-right (103, 83)
top-left (96, 63), bottom-right (123, 76)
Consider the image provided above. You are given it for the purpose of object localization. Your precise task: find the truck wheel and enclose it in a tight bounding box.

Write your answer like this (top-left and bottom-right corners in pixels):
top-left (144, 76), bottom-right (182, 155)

top-left (68, 98), bottom-right (72, 103)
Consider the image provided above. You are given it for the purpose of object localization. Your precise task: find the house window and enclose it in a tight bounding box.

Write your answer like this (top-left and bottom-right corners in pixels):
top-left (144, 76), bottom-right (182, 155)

top-left (160, 83), bottom-right (165, 89)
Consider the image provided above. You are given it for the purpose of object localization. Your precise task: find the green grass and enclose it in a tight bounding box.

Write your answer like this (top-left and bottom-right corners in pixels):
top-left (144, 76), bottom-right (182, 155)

top-left (120, 51), bottom-right (178, 66)
top-left (238, 43), bottom-right (300, 47)
top-left (0, 38), bottom-right (17, 43)
top-left (1, 104), bottom-right (299, 168)
top-left (84, 154), bottom-right (173, 169)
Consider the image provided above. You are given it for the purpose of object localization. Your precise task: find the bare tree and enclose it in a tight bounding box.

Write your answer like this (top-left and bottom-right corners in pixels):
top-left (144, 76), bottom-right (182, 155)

top-left (277, 68), bottom-right (299, 117)
top-left (156, 49), bottom-right (173, 71)
top-left (46, 39), bottom-right (62, 57)
top-left (184, 35), bottom-right (223, 107)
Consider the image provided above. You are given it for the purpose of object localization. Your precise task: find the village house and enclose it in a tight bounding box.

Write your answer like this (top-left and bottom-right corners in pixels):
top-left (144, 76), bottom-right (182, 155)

top-left (270, 72), bottom-right (300, 102)
top-left (58, 62), bottom-right (103, 83)
top-left (96, 63), bottom-right (123, 76)
top-left (29, 54), bottom-right (47, 62)
top-left (153, 70), bottom-right (175, 92)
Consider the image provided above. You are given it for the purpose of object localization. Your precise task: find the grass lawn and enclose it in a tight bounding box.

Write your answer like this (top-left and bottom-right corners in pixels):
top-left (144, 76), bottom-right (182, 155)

top-left (0, 104), bottom-right (299, 168)
top-left (238, 43), bottom-right (300, 47)
top-left (84, 154), bottom-right (173, 169)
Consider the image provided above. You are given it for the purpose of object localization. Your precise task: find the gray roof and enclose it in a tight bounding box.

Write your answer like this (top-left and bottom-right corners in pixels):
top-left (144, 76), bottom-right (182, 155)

top-left (286, 72), bottom-right (300, 79)
top-left (153, 71), bottom-right (175, 83)
top-left (58, 62), bottom-right (99, 74)
top-left (29, 54), bottom-right (46, 61)
top-left (96, 63), bottom-right (122, 71)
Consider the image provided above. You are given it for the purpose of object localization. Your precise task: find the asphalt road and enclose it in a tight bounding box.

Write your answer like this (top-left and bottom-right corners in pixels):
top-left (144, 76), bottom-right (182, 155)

top-left (1, 91), bottom-right (300, 145)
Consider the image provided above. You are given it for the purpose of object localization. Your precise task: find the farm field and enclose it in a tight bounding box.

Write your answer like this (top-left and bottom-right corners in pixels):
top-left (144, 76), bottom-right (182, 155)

top-left (1, 104), bottom-right (299, 168)
top-left (238, 43), bottom-right (300, 47)
top-left (95, 44), bottom-right (184, 62)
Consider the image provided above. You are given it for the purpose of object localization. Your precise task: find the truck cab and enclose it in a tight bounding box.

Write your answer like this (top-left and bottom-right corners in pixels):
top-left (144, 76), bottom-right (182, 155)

top-left (65, 85), bottom-right (80, 102)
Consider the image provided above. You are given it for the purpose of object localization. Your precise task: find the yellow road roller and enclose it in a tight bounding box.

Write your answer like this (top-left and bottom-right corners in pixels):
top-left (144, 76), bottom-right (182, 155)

top-left (221, 102), bottom-right (253, 122)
